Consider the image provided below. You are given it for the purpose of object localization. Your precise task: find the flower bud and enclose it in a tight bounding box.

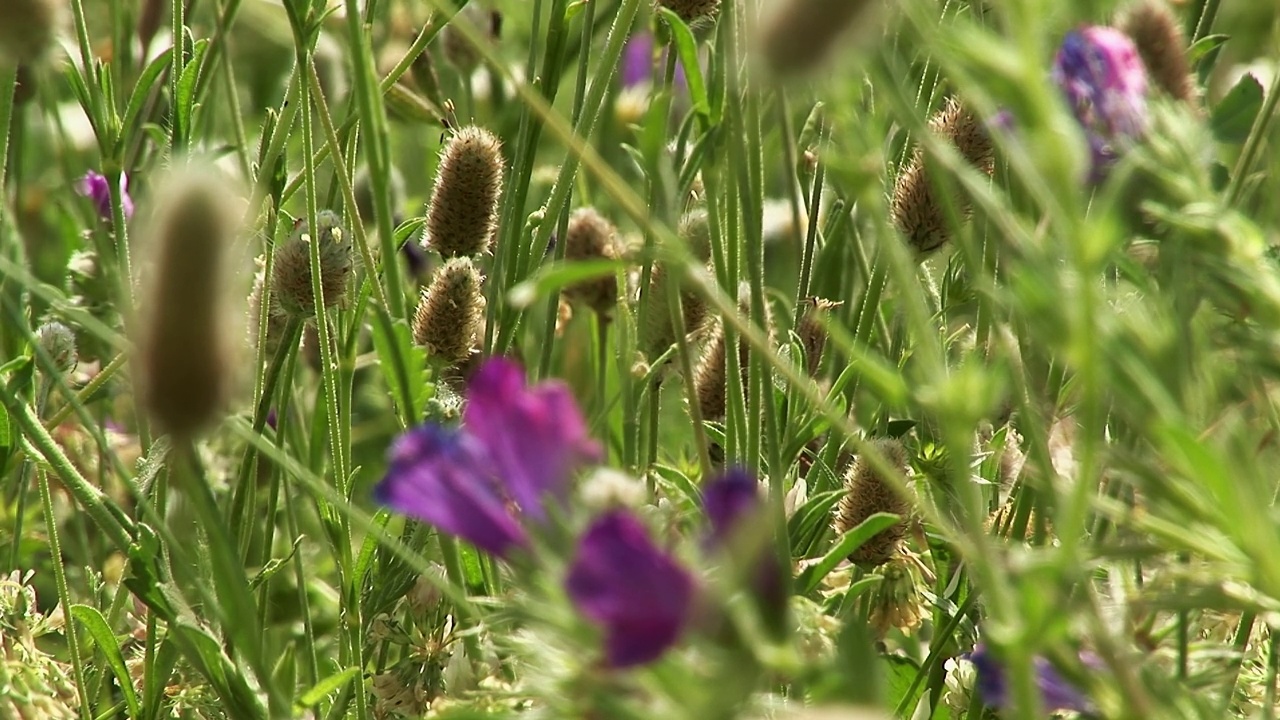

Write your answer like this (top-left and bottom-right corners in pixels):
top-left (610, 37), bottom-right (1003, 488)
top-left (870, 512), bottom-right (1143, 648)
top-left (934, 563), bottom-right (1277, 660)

top-left (272, 211), bottom-right (354, 318)
top-left (425, 126), bottom-right (505, 258)
top-left (35, 321), bottom-right (76, 374)
top-left (1119, 1), bottom-right (1194, 104)
top-left (561, 207), bottom-right (621, 315)
top-left (832, 438), bottom-right (912, 568)
top-left (658, 0), bottom-right (720, 25)
top-left (412, 257), bottom-right (486, 365)
top-left (0, 0), bottom-right (64, 64)
top-left (137, 170), bottom-right (243, 438)
top-left (796, 297), bottom-right (840, 378)
top-left (890, 98), bottom-right (995, 256)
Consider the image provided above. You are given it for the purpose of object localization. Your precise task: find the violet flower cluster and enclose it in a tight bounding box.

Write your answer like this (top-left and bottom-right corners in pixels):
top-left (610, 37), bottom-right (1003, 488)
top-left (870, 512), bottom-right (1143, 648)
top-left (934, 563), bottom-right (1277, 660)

top-left (1052, 26), bottom-right (1149, 183)
top-left (76, 170), bottom-right (134, 221)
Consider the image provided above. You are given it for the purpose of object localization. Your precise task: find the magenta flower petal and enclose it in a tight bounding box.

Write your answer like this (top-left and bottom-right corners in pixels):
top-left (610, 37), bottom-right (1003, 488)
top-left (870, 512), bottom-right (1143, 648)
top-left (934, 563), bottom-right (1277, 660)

top-left (1052, 26), bottom-right (1148, 182)
top-left (703, 468), bottom-right (762, 546)
top-left (463, 358), bottom-right (601, 522)
top-left (76, 170), bottom-right (134, 221)
top-left (702, 469), bottom-right (789, 625)
top-left (374, 425), bottom-right (528, 557)
top-left (621, 33), bottom-right (655, 89)
top-left (566, 511), bottom-right (694, 668)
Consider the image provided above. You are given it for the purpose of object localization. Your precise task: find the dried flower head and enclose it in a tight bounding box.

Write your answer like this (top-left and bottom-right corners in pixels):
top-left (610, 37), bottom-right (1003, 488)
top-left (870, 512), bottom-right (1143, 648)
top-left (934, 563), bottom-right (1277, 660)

top-left (677, 207), bottom-right (714, 263)
top-left (868, 551), bottom-right (930, 636)
top-left (425, 126), bottom-right (505, 258)
top-left (657, 0), bottom-right (720, 26)
top-left (694, 284), bottom-right (773, 422)
top-left (412, 257), bottom-right (486, 365)
top-left (639, 262), bottom-right (710, 362)
top-left (0, 0), bottom-right (64, 64)
top-left (833, 438), bottom-right (912, 568)
top-left (890, 98), bottom-right (996, 256)
top-left (561, 207), bottom-right (622, 315)
top-left (760, 0), bottom-right (877, 75)
top-left (796, 297), bottom-right (840, 378)
top-left (137, 170), bottom-right (243, 438)
top-left (35, 321), bottom-right (76, 374)
top-left (273, 211), bottom-right (354, 318)
top-left (1119, 1), bottom-right (1195, 104)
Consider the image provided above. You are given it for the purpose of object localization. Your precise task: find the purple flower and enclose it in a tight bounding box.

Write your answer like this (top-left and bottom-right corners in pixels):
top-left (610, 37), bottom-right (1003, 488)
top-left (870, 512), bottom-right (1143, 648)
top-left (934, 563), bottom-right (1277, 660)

top-left (1052, 26), bottom-right (1148, 181)
top-left (375, 358), bottom-right (598, 557)
top-left (702, 469), bottom-right (788, 625)
top-left (76, 171), bottom-right (134, 221)
top-left (970, 644), bottom-right (1093, 713)
top-left (620, 32), bottom-right (686, 92)
top-left (463, 358), bottom-right (601, 522)
top-left (566, 510), bottom-right (695, 668)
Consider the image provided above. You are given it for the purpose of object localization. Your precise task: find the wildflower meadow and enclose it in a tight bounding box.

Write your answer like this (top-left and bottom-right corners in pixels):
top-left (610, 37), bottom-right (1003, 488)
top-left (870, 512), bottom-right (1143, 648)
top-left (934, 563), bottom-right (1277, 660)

top-left (2, 0), bottom-right (1280, 718)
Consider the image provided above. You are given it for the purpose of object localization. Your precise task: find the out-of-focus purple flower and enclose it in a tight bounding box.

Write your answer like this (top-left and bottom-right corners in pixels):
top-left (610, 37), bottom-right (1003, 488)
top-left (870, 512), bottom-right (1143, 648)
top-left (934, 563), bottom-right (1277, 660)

top-left (970, 644), bottom-right (1093, 713)
top-left (702, 469), bottom-right (789, 628)
top-left (1052, 26), bottom-right (1148, 181)
top-left (463, 358), bottom-right (601, 522)
top-left (376, 424), bottom-right (529, 557)
top-left (620, 32), bottom-right (686, 92)
top-left (565, 510), bottom-right (695, 668)
top-left (76, 171), bottom-right (134, 221)
top-left (375, 358), bottom-right (597, 557)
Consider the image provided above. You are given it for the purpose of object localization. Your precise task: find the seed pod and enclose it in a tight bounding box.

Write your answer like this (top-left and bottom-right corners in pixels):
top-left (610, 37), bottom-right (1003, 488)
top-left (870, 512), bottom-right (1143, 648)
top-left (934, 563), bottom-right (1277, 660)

top-left (35, 321), bottom-right (76, 374)
top-left (796, 297), bottom-right (840, 378)
top-left (761, 0), bottom-right (877, 76)
top-left (0, 0), bottom-right (64, 65)
top-left (137, 171), bottom-right (242, 438)
top-left (658, 0), bottom-right (720, 25)
top-left (890, 98), bottom-right (995, 257)
top-left (273, 211), bottom-right (354, 318)
top-left (693, 284), bottom-right (772, 421)
top-left (561, 207), bottom-right (621, 315)
top-left (413, 257), bottom-right (486, 365)
top-left (425, 126), bottom-right (505, 258)
top-left (1119, 1), bottom-right (1195, 104)
top-left (832, 438), bottom-right (911, 568)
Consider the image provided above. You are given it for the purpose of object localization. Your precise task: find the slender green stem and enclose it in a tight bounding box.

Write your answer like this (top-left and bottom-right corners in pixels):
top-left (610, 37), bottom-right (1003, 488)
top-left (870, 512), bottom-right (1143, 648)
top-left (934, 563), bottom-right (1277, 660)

top-left (38, 468), bottom-right (93, 718)
top-left (1225, 66), bottom-right (1280, 207)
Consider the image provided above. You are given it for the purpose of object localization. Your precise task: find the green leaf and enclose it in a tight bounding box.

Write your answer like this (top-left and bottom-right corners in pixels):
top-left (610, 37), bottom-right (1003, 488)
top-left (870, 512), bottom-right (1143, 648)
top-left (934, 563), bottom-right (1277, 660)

top-left (787, 489), bottom-right (843, 559)
top-left (174, 38), bottom-right (210, 147)
top-left (1211, 73), bottom-right (1263, 144)
top-left (508, 259), bottom-right (626, 309)
top-left (1187, 33), bottom-right (1228, 65)
top-left (796, 512), bottom-right (900, 594)
top-left (369, 312), bottom-right (425, 424)
top-left (70, 604), bottom-right (141, 719)
top-left (657, 8), bottom-right (711, 121)
top-left (297, 666), bottom-right (359, 708)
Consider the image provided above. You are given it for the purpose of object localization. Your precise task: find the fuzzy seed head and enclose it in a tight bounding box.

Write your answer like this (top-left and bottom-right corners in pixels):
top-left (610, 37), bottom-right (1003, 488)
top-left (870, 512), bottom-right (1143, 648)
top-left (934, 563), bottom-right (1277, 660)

top-left (561, 207), bottom-right (622, 314)
top-left (413, 257), bottom-right (486, 365)
top-left (273, 211), bottom-right (354, 318)
top-left (761, 0), bottom-right (877, 76)
top-left (640, 263), bottom-right (712, 361)
top-left (694, 320), bottom-right (729, 422)
top-left (137, 171), bottom-right (243, 438)
top-left (797, 297), bottom-right (840, 378)
top-left (677, 208), bottom-right (714, 263)
top-left (1120, 1), bottom-right (1195, 103)
top-left (0, 0), bottom-right (64, 64)
top-left (658, 0), bottom-right (720, 25)
top-left (890, 98), bottom-right (995, 257)
top-left (833, 438), bottom-right (911, 568)
top-left (426, 126), bottom-right (505, 258)
top-left (35, 322), bottom-right (76, 374)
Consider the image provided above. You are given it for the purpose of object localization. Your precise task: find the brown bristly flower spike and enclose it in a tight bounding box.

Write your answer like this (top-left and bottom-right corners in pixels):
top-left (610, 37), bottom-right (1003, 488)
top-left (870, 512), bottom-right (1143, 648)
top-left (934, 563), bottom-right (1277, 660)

top-left (761, 0), bottom-right (877, 76)
top-left (0, 0), bottom-right (63, 64)
top-left (677, 208), bottom-right (714, 264)
top-left (833, 438), bottom-right (912, 568)
top-left (658, 0), bottom-right (720, 25)
top-left (640, 262), bottom-right (711, 362)
top-left (796, 297), bottom-right (841, 378)
top-left (413, 257), bottom-right (486, 366)
top-left (693, 284), bottom-right (773, 422)
top-left (890, 98), bottom-right (996, 257)
top-left (1120, 1), bottom-right (1196, 104)
top-left (561, 207), bottom-right (622, 315)
top-left (138, 171), bottom-right (242, 439)
top-left (425, 125), bottom-right (505, 258)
